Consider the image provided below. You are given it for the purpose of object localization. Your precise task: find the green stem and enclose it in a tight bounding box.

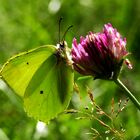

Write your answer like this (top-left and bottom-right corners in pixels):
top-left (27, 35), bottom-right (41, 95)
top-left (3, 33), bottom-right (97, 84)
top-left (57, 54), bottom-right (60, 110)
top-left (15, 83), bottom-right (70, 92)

top-left (114, 79), bottom-right (140, 111)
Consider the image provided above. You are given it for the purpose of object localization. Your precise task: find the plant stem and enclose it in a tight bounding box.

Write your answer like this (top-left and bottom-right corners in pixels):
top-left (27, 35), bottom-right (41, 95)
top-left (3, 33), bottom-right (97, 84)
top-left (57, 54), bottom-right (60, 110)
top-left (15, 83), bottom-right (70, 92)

top-left (114, 79), bottom-right (140, 111)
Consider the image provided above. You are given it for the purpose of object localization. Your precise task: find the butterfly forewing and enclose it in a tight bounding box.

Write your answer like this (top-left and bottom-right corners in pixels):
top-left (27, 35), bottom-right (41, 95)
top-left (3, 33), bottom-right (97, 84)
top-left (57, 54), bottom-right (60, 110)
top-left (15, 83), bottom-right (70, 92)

top-left (1, 45), bottom-right (56, 97)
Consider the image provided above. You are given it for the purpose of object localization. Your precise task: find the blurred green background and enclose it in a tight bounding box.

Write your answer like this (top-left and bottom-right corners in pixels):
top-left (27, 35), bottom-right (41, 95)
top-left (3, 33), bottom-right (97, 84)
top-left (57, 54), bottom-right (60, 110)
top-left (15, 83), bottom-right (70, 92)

top-left (0, 0), bottom-right (140, 139)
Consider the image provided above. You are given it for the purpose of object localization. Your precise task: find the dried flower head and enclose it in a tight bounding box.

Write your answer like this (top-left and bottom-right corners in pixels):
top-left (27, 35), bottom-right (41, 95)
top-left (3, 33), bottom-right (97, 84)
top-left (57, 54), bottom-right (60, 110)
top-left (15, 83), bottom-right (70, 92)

top-left (71, 23), bottom-right (132, 80)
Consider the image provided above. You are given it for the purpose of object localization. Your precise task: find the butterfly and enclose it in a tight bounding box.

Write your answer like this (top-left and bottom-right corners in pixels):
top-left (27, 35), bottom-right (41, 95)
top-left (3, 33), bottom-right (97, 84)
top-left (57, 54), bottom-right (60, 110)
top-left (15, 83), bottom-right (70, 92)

top-left (0, 31), bottom-right (74, 123)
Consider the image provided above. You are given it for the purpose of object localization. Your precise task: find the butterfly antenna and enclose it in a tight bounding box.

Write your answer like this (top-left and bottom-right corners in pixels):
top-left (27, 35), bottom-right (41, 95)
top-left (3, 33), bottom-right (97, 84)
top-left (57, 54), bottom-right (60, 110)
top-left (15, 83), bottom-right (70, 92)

top-left (58, 17), bottom-right (63, 43)
top-left (62, 25), bottom-right (73, 41)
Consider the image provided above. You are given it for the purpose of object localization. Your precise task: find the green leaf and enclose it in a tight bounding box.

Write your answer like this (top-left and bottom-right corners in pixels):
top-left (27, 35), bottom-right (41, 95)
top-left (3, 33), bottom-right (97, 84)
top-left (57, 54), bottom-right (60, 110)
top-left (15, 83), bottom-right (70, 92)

top-left (77, 76), bottom-right (92, 81)
top-left (75, 76), bottom-right (93, 97)
top-left (1, 45), bottom-right (74, 123)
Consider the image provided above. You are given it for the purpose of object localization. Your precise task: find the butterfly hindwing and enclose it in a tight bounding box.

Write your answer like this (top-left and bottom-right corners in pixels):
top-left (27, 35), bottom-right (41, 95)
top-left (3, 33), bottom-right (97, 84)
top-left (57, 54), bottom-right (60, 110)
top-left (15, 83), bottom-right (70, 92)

top-left (24, 55), bottom-right (74, 122)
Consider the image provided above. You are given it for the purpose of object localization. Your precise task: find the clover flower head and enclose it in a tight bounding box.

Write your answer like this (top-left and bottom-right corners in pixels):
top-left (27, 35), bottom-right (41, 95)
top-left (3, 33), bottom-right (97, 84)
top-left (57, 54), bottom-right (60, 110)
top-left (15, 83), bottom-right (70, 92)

top-left (71, 23), bottom-right (132, 80)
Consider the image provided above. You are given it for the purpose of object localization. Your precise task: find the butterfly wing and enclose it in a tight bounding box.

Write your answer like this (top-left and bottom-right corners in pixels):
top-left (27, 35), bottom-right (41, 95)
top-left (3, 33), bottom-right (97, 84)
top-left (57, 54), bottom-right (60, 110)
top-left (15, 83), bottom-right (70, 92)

top-left (1, 45), bottom-right (74, 123)
top-left (0, 45), bottom-right (56, 97)
top-left (24, 55), bottom-right (74, 122)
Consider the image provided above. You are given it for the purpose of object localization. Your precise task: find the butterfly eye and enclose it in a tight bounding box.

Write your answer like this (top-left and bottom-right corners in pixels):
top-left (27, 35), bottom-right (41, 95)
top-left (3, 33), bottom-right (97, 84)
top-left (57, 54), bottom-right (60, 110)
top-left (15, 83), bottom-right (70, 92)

top-left (58, 41), bottom-right (67, 49)
top-left (59, 42), bottom-right (65, 49)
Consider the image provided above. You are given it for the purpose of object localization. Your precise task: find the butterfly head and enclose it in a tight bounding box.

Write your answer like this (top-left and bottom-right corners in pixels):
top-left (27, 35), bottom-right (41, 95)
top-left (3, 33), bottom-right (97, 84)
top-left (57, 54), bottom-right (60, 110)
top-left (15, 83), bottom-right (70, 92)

top-left (55, 18), bottom-right (73, 64)
top-left (55, 40), bottom-right (73, 66)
